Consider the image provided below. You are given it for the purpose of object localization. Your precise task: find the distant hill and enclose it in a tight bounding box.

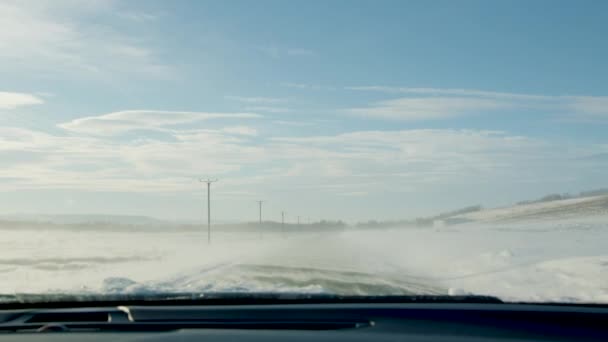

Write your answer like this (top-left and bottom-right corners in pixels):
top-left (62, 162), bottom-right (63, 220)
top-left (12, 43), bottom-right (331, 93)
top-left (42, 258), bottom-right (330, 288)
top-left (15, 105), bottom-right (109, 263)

top-left (0, 215), bottom-right (348, 233)
top-left (0, 214), bottom-right (170, 226)
top-left (516, 188), bottom-right (608, 206)
top-left (450, 195), bottom-right (608, 223)
top-left (355, 188), bottom-right (608, 228)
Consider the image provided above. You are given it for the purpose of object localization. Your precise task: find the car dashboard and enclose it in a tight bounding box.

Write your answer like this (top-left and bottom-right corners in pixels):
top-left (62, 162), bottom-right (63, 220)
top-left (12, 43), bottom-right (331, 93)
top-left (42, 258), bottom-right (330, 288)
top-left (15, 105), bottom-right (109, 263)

top-left (0, 300), bottom-right (607, 341)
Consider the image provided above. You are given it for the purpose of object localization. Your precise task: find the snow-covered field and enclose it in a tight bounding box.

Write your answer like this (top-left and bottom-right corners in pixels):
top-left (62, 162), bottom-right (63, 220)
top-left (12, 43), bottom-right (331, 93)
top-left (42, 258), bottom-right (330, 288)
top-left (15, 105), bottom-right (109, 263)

top-left (453, 195), bottom-right (608, 222)
top-left (2, 218), bottom-right (608, 303)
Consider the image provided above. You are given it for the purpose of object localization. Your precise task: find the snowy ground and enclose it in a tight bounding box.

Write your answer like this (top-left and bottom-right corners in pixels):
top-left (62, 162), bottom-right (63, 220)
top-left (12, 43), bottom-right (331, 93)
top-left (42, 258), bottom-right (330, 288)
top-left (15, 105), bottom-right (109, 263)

top-left (453, 195), bottom-right (608, 222)
top-left (1, 218), bottom-right (608, 303)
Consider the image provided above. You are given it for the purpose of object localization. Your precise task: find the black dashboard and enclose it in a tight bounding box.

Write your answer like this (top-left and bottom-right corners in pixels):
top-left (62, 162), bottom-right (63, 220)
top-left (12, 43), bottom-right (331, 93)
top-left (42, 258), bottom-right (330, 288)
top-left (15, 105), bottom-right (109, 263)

top-left (0, 301), bottom-right (607, 341)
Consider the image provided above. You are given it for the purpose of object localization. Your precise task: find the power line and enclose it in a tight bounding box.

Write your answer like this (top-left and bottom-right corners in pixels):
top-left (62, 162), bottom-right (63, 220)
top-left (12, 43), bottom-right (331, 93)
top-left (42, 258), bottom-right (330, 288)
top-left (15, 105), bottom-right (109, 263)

top-left (256, 200), bottom-right (265, 239)
top-left (199, 178), bottom-right (218, 244)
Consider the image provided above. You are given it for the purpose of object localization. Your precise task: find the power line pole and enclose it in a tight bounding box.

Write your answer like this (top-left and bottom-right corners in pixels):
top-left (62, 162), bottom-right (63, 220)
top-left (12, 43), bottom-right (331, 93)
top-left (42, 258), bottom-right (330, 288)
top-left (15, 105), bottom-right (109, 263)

top-left (256, 200), bottom-right (265, 239)
top-left (297, 216), bottom-right (300, 225)
top-left (256, 200), bottom-right (264, 224)
top-left (281, 211), bottom-right (285, 234)
top-left (199, 178), bottom-right (218, 244)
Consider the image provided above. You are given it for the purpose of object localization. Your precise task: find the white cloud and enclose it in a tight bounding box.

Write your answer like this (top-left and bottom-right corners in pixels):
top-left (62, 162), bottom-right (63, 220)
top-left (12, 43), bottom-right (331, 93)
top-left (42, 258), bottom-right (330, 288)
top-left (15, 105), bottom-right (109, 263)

top-left (117, 12), bottom-right (158, 22)
top-left (226, 96), bottom-right (291, 113)
top-left (0, 127), bottom-right (67, 151)
top-left (221, 126), bottom-right (258, 136)
top-left (281, 83), bottom-right (336, 91)
top-left (245, 106), bottom-right (290, 113)
top-left (346, 86), bottom-right (608, 121)
top-left (568, 96), bottom-right (608, 118)
top-left (225, 96), bottom-right (287, 104)
top-left (345, 86), bottom-right (552, 101)
top-left (272, 120), bottom-right (314, 127)
top-left (0, 92), bottom-right (44, 109)
top-left (271, 129), bottom-right (539, 160)
top-left (58, 110), bottom-right (262, 135)
top-left (1, 114), bottom-right (606, 205)
top-left (348, 97), bottom-right (507, 120)
top-left (266, 129), bottom-right (591, 194)
top-left (0, 125), bottom-right (265, 192)
top-left (0, 1), bottom-right (171, 78)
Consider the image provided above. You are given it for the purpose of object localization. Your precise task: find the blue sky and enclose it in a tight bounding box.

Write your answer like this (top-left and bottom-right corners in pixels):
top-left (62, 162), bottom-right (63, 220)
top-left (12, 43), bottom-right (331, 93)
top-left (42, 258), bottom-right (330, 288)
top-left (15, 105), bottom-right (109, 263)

top-left (1, 0), bottom-right (607, 222)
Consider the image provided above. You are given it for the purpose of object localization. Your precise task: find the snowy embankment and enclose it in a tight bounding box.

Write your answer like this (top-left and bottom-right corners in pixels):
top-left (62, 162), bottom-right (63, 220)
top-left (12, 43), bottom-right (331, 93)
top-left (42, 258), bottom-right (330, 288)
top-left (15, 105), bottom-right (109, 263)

top-left (452, 195), bottom-right (608, 223)
top-left (1, 216), bottom-right (607, 303)
top-left (340, 220), bottom-right (608, 303)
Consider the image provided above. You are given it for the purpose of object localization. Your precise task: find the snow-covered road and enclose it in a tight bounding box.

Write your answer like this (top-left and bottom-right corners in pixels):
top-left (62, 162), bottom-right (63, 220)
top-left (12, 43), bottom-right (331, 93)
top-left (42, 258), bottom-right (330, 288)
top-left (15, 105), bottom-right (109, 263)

top-left (2, 218), bottom-right (608, 303)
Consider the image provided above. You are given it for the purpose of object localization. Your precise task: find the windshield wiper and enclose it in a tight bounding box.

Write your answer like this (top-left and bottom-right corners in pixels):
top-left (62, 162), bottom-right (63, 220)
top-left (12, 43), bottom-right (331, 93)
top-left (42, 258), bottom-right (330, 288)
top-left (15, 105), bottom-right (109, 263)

top-left (0, 293), bottom-right (502, 309)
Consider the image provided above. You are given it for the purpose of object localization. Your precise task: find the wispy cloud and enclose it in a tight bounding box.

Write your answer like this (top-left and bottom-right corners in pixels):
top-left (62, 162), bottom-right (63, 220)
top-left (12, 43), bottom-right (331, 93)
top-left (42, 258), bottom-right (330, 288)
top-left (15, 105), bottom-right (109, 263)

top-left (0, 1), bottom-right (171, 78)
top-left (221, 126), bottom-right (258, 136)
top-left (347, 86), bottom-right (608, 121)
top-left (225, 96), bottom-right (287, 104)
top-left (271, 120), bottom-right (314, 127)
top-left (1, 120), bottom-right (606, 200)
top-left (0, 124), bottom-right (264, 192)
top-left (345, 86), bottom-right (552, 101)
top-left (245, 106), bottom-right (290, 113)
top-left (117, 12), bottom-right (158, 22)
top-left (0, 92), bottom-right (44, 109)
top-left (347, 97), bottom-right (506, 120)
top-left (568, 96), bottom-right (608, 118)
top-left (58, 110), bottom-right (262, 135)
top-left (226, 96), bottom-right (291, 114)
top-left (257, 46), bottom-right (317, 59)
top-left (281, 83), bottom-right (336, 91)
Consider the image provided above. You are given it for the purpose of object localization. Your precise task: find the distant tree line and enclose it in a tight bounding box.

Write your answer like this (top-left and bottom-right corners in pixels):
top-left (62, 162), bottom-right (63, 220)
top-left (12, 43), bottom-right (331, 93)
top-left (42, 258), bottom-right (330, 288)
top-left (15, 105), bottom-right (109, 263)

top-left (221, 220), bottom-right (348, 231)
top-left (355, 187), bottom-right (608, 230)
top-left (355, 205), bottom-right (481, 229)
top-left (516, 188), bottom-right (608, 205)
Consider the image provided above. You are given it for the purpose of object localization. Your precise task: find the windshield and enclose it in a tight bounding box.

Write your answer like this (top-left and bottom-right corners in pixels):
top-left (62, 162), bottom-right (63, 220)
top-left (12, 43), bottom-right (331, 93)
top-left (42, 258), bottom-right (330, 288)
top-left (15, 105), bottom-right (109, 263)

top-left (1, 0), bottom-right (607, 305)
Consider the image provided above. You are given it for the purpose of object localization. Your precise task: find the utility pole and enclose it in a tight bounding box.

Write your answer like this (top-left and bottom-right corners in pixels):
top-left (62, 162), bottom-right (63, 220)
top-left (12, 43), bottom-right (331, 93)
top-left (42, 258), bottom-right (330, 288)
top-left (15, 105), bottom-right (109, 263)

top-left (256, 200), bottom-right (264, 224)
top-left (199, 178), bottom-right (218, 244)
top-left (297, 216), bottom-right (300, 225)
top-left (256, 200), bottom-right (265, 239)
top-left (281, 211), bottom-right (285, 234)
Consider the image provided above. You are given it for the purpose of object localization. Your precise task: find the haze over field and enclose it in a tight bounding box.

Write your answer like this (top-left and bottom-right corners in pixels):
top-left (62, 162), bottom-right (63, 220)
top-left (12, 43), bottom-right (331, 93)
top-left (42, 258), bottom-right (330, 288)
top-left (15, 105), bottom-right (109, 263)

top-left (2, 193), bottom-right (607, 303)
